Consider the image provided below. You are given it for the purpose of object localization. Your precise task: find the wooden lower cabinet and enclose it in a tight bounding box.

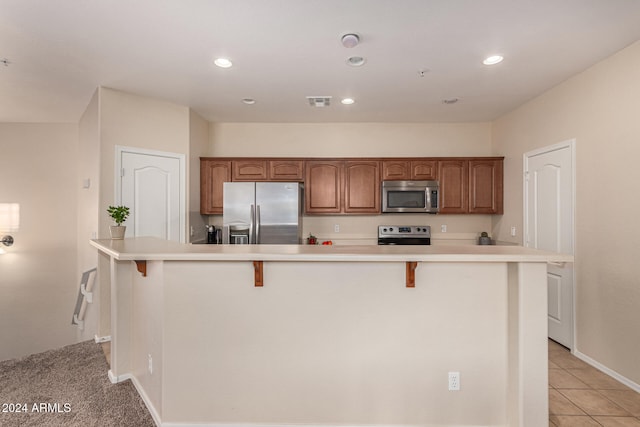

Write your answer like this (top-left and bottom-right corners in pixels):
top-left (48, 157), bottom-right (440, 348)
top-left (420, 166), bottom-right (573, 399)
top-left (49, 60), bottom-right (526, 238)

top-left (305, 160), bottom-right (380, 214)
top-left (200, 160), bottom-right (231, 214)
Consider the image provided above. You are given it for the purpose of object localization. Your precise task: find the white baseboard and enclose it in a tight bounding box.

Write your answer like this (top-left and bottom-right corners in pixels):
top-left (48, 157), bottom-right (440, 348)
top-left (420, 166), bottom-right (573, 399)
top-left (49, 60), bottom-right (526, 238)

top-left (161, 424), bottom-right (486, 427)
top-left (128, 374), bottom-right (162, 427)
top-left (106, 370), bottom-right (161, 427)
top-left (94, 334), bottom-right (111, 343)
top-left (573, 349), bottom-right (640, 393)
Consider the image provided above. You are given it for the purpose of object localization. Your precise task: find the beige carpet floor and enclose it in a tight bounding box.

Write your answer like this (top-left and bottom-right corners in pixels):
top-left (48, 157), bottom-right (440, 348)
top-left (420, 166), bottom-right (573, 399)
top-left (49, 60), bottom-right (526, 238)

top-left (0, 340), bottom-right (154, 427)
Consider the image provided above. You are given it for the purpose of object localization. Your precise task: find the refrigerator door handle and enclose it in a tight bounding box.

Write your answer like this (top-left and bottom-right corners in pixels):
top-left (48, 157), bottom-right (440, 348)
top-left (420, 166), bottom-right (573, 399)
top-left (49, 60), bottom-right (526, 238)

top-left (256, 205), bottom-right (261, 244)
top-left (249, 204), bottom-right (255, 244)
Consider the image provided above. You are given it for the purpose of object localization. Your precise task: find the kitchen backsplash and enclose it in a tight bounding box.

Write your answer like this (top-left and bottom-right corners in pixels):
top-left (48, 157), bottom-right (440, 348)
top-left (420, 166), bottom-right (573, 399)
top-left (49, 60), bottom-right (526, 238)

top-left (206, 213), bottom-right (493, 245)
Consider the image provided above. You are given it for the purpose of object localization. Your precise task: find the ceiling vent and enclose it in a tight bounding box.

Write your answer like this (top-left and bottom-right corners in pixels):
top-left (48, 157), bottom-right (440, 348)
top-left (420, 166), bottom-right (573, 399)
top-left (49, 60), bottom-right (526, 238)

top-left (306, 96), bottom-right (332, 107)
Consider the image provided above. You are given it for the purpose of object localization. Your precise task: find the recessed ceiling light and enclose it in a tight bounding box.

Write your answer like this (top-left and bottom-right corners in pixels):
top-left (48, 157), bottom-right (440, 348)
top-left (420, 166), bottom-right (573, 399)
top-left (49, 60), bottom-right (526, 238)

top-left (214, 58), bottom-right (233, 68)
top-left (242, 98), bottom-right (256, 105)
top-left (346, 56), bottom-right (366, 67)
top-left (341, 98), bottom-right (355, 105)
top-left (483, 55), bottom-right (503, 65)
top-left (341, 33), bottom-right (360, 48)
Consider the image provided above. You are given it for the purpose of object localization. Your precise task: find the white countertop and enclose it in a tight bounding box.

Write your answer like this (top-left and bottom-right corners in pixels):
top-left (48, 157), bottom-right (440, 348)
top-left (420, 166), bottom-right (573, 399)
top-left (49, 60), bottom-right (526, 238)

top-left (91, 237), bottom-right (573, 263)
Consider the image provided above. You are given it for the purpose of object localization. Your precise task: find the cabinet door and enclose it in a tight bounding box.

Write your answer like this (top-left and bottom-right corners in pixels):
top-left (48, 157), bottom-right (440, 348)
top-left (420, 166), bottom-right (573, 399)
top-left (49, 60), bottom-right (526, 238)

top-left (269, 160), bottom-right (304, 181)
top-left (382, 160), bottom-right (410, 180)
top-left (200, 160), bottom-right (232, 214)
top-left (305, 161), bottom-right (343, 214)
top-left (344, 161), bottom-right (380, 214)
top-left (232, 160), bottom-right (268, 181)
top-left (469, 159), bottom-right (503, 214)
top-left (438, 160), bottom-right (468, 214)
top-left (411, 160), bottom-right (437, 180)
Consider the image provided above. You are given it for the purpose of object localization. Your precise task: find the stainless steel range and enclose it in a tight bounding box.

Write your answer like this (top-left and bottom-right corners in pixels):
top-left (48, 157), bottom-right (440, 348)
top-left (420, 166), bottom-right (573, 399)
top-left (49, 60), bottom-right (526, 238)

top-left (377, 225), bottom-right (431, 245)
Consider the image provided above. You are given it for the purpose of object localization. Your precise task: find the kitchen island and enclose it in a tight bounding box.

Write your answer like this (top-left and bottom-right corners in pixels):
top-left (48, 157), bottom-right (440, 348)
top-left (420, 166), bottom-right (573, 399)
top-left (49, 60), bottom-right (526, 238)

top-left (91, 237), bottom-right (572, 427)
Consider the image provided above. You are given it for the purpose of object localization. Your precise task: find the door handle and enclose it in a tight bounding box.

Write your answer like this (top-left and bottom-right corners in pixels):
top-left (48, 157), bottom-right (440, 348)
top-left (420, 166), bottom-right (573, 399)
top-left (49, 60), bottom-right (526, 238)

top-left (249, 204), bottom-right (255, 244)
top-left (548, 261), bottom-right (566, 268)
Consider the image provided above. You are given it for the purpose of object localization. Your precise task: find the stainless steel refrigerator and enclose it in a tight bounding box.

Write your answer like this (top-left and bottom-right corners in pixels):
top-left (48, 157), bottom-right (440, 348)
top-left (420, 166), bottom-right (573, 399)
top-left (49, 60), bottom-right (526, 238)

top-left (222, 182), bottom-right (303, 244)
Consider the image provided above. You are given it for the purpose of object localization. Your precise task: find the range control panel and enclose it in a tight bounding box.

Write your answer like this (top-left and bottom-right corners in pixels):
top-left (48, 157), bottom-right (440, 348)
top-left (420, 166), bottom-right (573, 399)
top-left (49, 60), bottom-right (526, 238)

top-left (378, 225), bottom-right (431, 238)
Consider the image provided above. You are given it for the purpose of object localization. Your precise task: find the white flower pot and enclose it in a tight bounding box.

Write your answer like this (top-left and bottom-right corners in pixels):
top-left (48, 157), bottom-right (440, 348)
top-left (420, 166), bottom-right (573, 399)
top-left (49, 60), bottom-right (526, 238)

top-left (109, 226), bottom-right (126, 240)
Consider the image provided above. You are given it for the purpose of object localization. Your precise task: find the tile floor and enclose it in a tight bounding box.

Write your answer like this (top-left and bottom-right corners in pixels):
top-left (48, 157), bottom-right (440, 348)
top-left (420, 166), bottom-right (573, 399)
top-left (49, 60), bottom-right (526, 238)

top-left (101, 340), bottom-right (640, 425)
top-left (549, 339), bottom-right (640, 426)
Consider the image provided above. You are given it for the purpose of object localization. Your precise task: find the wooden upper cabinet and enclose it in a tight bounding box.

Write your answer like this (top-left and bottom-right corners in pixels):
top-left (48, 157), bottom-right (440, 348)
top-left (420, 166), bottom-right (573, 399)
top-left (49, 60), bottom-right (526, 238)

top-left (232, 159), bottom-right (304, 181)
top-left (344, 161), bottom-right (380, 214)
top-left (305, 161), bottom-right (343, 214)
top-left (232, 160), bottom-right (268, 181)
top-left (200, 159), bottom-right (232, 214)
top-left (382, 160), bottom-right (410, 180)
top-left (469, 159), bottom-right (503, 214)
top-left (201, 156), bottom-right (503, 216)
top-left (306, 160), bottom-right (380, 214)
top-left (438, 160), bottom-right (469, 214)
top-left (382, 159), bottom-right (437, 180)
top-left (269, 160), bottom-right (304, 181)
top-left (411, 160), bottom-right (437, 180)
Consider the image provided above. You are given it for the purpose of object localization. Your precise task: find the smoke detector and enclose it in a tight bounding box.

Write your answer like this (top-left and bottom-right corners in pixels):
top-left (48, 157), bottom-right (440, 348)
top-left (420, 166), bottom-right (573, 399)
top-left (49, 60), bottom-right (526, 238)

top-left (306, 96), bottom-right (332, 107)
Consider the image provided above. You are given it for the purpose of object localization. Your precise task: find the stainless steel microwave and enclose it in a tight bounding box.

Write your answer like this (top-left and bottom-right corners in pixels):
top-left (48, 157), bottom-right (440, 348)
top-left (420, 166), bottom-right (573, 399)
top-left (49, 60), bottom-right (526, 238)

top-left (382, 180), bottom-right (439, 213)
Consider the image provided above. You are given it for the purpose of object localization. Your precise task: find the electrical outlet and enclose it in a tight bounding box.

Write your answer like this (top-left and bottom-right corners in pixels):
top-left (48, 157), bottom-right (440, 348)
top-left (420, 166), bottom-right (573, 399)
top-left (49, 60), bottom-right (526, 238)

top-left (441, 224), bottom-right (447, 233)
top-left (334, 224), bottom-right (340, 233)
top-left (511, 226), bottom-right (517, 237)
top-left (148, 354), bottom-right (153, 374)
top-left (448, 371), bottom-right (460, 391)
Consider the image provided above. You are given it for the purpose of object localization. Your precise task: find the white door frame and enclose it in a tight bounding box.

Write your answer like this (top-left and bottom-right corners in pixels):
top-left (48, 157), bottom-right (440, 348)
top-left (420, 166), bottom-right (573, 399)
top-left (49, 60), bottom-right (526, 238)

top-left (115, 145), bottom-right (187, 243)
top-left (523, 139), bottom-right (576, 349)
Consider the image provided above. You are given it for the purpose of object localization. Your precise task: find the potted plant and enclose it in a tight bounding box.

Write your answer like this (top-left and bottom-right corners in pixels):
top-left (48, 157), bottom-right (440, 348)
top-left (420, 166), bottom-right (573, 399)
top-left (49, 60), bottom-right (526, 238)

top-left (478, 231), bottom-right (492, 245)
top-left (107, 205), bottom-right (130, 239)
top-left (307, 233), bottom-right (317, 245)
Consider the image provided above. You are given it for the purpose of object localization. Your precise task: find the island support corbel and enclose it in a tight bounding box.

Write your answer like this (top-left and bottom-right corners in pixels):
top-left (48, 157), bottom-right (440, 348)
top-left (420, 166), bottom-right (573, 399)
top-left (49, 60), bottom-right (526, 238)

top-left (406, 261), bottom-right (418, 287)
top-left (253, 261), bottom-right (263, 287)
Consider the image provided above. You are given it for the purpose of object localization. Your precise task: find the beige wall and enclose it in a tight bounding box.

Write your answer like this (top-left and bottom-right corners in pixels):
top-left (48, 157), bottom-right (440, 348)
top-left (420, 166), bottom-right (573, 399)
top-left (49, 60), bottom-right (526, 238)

top-left (96, 87), bottom-right (193, 336)
top-left (188, 110), bottom-right (210, 243)
top-left (77, 89), bottom-right (101, 341)
top-left (98, 87), bottom-right (191, 239)
top-left (0, 123), bottom-right (79, 361)
top-left (493, 40), bottom-right (640, 385)
top-left (210, 122), bottom-right (493, 157)
top-left (208, 122), bottom-right (496, 243)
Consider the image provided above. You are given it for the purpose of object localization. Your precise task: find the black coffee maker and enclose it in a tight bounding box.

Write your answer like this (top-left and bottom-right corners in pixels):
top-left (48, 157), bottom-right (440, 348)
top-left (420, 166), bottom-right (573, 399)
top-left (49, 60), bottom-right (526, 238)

top-left (206, 225), bottom-right (220, 244)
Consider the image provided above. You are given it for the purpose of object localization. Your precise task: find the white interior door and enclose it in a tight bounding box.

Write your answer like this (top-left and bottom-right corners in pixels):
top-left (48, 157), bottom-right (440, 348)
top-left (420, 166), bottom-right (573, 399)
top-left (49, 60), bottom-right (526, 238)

top-left (118, 147), bottom-right (185, 242)
top-left (524, 141), bottom-right (575, 348)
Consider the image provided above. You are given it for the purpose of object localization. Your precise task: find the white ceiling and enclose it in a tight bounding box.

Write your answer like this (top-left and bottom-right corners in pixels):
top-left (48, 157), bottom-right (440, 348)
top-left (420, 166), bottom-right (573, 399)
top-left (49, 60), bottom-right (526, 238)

top-left (2, 0), bottom-right (640, 123)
